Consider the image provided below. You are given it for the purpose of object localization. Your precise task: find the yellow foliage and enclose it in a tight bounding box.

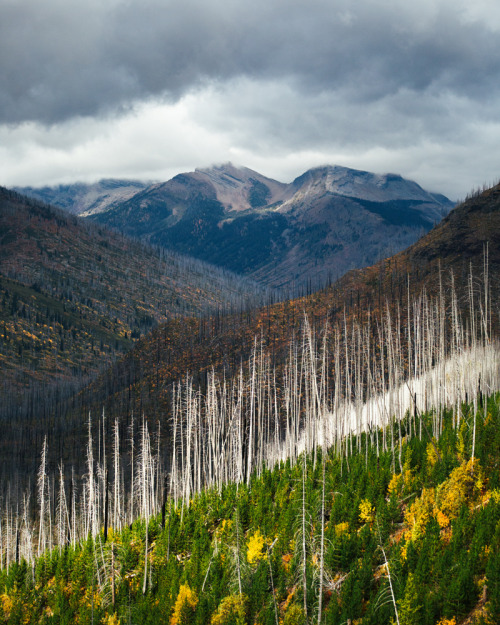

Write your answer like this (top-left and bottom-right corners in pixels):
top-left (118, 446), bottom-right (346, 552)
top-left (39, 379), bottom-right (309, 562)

top-left (1, 593), bottom-right (13, 620)
top-left (281, 586), bottom-right (296, 615)
top-left (400, 542), bottom-right (408, 562)
top-left (247, 529), bottom-right (266, 566)
top-left (404, 488), bottom-right (436, 542)
top-left (334, 522), bottom-right (350, 537)
top-left (388, 473), bottom-right (403, 498)
top-left (436, 510), bottom-right (450, 529)
top-left (436, 458), bottom-right (483, 521)
top-left (170, 584), bottom-right (198, 625)
top-left (435, 618), bottom-right (456, 625)
top-left (404, 458), bottom-right (484, 543)
top-left (489, 489), bottom-right (500, 504)
top-left (210, 594), bottom-right (247, 625)
top-left (426, 440), bottom-right (438, 468)
top-left (106, 528), bottom-right (121, 544)
top-left (283, 603), bottom-right (306, 625)
top-left (359, 499), bottom-right (375, 524)
top-left (222, 519), bottom-right (232, 532)
top-left (215, 518), bottom-right (233, 541)
top-left (103, 613), bottom-right (120, 625)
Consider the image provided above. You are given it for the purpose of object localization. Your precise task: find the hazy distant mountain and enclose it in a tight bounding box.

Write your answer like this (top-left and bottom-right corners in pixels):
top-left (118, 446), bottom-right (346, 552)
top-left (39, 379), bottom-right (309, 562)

top-left (16, 178), bottom-right (149, 216)
top-left (88, 164), bottom-right (454, 289)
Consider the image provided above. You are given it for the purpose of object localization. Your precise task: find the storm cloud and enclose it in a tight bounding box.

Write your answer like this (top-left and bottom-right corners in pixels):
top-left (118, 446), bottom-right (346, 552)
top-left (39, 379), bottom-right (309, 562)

top-left (1, 0), bottom-right (500, 197)
top-left (2, 0), bottom-right (499, 124)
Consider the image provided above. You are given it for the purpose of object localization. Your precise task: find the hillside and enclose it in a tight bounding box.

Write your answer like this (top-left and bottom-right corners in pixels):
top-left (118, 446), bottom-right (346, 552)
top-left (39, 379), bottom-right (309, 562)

top-left (0, 181), bottom-right (494, 496)
top-left (0, 184), bottom-right (498, 625)
top-left (333, 181), bottom-right (500, 309)
top-left (0, 187), bottom-right (267, 395)
top-left (81, 163), bottom-right (454, 290)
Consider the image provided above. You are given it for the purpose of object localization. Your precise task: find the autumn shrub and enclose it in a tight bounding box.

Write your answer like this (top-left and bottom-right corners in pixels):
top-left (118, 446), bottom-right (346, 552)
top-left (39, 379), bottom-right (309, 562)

top-left (246, 530), bottom-right (266, 567)
top-left (170, 584), bottom-right (198, 625)
top-left (210, 594), bottom-right (247, 625)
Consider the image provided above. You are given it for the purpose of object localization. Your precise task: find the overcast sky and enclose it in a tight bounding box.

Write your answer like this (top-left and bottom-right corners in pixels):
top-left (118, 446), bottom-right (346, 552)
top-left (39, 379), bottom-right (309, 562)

top-left (1, 0), bottom-right (500, 199)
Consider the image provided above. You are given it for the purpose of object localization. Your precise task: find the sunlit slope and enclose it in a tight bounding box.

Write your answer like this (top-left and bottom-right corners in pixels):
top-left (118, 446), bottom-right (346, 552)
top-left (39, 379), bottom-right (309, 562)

top-left (2, 393), bottom-right (500, 624)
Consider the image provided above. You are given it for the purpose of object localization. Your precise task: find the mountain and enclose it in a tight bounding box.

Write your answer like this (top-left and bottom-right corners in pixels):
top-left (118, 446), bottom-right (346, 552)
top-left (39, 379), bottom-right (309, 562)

top-left (0, 187), bottom-right (267, 395)
top-left (16, 178), bottom-right (149, 216)
top-left (88, 163), bottom-right (454, 289)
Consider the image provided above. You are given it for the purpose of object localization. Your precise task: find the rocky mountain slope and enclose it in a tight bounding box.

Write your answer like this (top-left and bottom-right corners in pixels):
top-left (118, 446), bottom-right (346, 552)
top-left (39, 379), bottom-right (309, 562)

top-left (87, 163), bottom-right (454, 289)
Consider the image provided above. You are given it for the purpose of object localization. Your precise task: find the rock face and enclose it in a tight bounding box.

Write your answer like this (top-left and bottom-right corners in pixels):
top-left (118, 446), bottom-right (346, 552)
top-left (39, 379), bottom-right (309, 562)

top-left (193, 163), bottom-right (289, 211)
top-left (24, 164), bottom-right (455, 289)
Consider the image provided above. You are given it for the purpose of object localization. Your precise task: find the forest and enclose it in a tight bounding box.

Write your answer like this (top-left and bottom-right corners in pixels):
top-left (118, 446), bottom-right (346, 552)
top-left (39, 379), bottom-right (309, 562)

top-left (0, 252), bottom-right (498, 623)
top-left (0, 186), bottom-right (269, 394)
top-left (1, 394), bottom-right (499, 624)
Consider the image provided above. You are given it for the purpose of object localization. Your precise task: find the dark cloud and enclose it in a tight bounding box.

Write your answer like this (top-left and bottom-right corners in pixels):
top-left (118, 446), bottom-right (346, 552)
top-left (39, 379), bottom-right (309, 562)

top-left (1, 0), bottom-right (499, 124)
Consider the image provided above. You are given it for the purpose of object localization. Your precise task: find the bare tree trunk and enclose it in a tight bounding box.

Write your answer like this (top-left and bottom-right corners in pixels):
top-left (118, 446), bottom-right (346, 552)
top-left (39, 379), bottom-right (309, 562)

top-left (302, 452), bottom-right (308, 621)
top-left (317, 455), bottom-right (326, 624)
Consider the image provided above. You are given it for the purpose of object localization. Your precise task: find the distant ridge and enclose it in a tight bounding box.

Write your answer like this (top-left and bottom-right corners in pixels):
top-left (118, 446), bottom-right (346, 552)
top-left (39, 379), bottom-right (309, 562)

top-left (16, 178), bottom-right (149, 216)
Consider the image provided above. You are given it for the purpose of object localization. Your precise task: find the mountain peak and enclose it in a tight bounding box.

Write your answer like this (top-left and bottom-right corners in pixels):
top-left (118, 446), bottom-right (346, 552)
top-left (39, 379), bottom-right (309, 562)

top-left (291, 164), bottom-right (441, 205)
top-left (194, 163), bottom-right (288, 211)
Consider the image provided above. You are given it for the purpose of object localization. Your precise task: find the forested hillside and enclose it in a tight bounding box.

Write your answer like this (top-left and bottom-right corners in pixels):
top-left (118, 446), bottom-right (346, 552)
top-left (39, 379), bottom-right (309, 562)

top-left (72, 182), bottom-right (500, 438)
top-left (0, 187), bottom-right (267, 395)
top-left (1, 393), bottom-right (499, 624)
top-left (1, 183), bottom-right (496, 507)
top-left (1, 231), bottom-right (497, 570)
